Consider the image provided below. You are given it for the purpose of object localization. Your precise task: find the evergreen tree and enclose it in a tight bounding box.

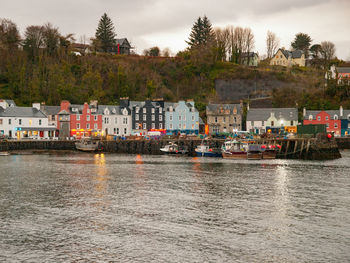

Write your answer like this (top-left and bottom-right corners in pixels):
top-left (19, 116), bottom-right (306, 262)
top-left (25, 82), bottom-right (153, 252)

top-left (95, 13), bottom-right (116, 53)
top-left (291, 33), bottom-right (312, 58)
top-left (186, 16), bottom-right (214, 49)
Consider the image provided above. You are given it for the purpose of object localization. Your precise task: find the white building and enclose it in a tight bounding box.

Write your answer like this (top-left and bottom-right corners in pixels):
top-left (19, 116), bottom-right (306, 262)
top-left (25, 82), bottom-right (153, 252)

top-left (0, 99), bottom-right (55, 139)
top-left (98, 105), bottom-right (132, 136)
top-left (246, 108), bottom-right (298, 134)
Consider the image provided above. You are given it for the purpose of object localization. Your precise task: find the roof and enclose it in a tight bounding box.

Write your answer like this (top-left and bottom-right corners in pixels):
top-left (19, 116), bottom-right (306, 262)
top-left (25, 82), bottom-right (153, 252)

top-left (241, 52), bottom-right (258, 58)
top-left (304, 109), bottom-right (350, 120)
top-left (0, 106), bottom-right (47, 118)
top-left (279, 49), bottom-right (304, 59)
top-left (164, 101), bottom-right (198, 112)
top-left (247, 108), bottom-right (298, 121)
top-left (206, 103), bottom-right (241, 113)
top-left (336, 67), bottom-right (350, 74)
top-left (41, 105), bottom-right (60, 116)
top-left (116, 38), bottom-right (131, 48)
top-left (129, 100), bottom-right (163, 108)
top-left (98, 105), bottom-right (131, 115)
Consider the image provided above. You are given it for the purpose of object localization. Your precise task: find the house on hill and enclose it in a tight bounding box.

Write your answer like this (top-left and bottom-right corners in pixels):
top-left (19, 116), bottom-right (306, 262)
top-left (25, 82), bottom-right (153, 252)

top-left (270, 48), bottom-right (305, 67)
top-left (325, 65), bottom-right (350, 85)
top-left (241, 52), bottom-right (259, 67)
top-left (116, 38), bottom-right (132, 55)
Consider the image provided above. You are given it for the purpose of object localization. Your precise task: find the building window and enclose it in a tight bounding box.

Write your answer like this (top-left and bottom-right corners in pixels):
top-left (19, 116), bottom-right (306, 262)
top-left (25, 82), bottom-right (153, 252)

top-left (136, 107), bottom-right (139, 113)
top-left (169, 114), bottom-right (173, 121)
top-left (152, 115), bottom-right (155, 121)
top-left (334, 115), bottom-right (338, 120)
top-left (143, 108), bottom-right (146, 113)
top-left (77, 115), bottom-right (80, 120)
top-left (143, 123), bottom-right (146, 129)
top-left (215, 117), bottom-right (218, 123)
top-left (87, 123), bottom-right (90, 129)
top-left (8, 119), bottom-right (11, 125)
top-left (114, 128), bottom-right (116, 134)
top-left (143, 115), bottom-right (146, 121)
top-left (136, 115), bottom-right (139, 121)
top-left (183, 124), bottom-right (186, 129)
top-left (152, 108), bottom-right (155, 114)
top-left (326, 123), bottom-right (329, 128)
top-left (317, 116), bottom-right (321, 121)
top-left (115, 117), bottom-right (118, 124)
top-left (309, 115), bottom-right (313, 120)
top-left (52, 115), bottom-right (56, 121)
top-left (183, 115), bottom-right (186, 121)
top-left (87, 115), bottom-right (90, 121)
top-left (170, 124), bottom-right (173, 129)
top-left (251, 121), bottom-right (254, 127)
top-left (87, 109), bottom-right (90, 114)
top-left (94, 115), bottom-right (97, 121)
top-left (159, 123), bottom-right (163, 129)
top-left (335, 123), bottom-right (338, 128)
top-left (104, 117), bottom-right (109, 124)
top-left (124, 128), bottom-right (127, 134)
top-left (159, 115), bottom-right (162, 121)
top-left (0, 119), bottom-right (2, 125)
top-left (117, 128), bottom-right (119, 135)
top-left (326, 116), bottom-right (329, 121)
top-left (123, 117), bottom-right (127, 124)
top-left (39, 120), bottom-right (42, 125)
top-left (192, 124), bottom-right (195, 129)
top-left (291, 121), bottom-right (294, 126)
top-left (271, 121), bottom-right (274, 126)
top-left (77, 123), bottom-right (80, 129)
top-left (178, 124), bottom-right (181, 129)
top-left (347, 115), bottom-right (350, 121)
top-left (159, 108), bottom-right (162, 114)
top-left (19, 119), bottom-right (22, 125)
top-left (94, 123), bottom-right (97, 130)
top-left (262, 121), bottom-right (264, 126)
top-left (179, 116), bottom-right (181, 121)
top-left (192, 114), bottom-right (195, 121)
top-left (152, 123), bottom-right (155, 129)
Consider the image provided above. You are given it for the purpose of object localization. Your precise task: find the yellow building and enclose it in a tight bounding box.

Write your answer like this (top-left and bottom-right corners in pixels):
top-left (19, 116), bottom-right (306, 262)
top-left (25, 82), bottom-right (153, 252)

top-left (270, 48), bottom-right (305, 67)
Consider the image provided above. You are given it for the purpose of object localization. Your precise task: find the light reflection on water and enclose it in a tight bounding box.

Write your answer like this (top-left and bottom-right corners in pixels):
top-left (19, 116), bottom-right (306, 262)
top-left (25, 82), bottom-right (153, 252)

top-left (0, 152), bottom-right (350, 262)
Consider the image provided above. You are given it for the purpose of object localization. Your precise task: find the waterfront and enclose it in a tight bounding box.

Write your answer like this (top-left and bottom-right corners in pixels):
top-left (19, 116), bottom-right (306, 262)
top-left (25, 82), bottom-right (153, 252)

top-left (1, 152), bottom-right (350, 262)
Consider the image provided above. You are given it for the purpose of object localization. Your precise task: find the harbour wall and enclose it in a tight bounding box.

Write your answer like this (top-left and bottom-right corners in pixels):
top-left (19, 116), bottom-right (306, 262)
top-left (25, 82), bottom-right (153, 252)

top-left (0, 135), bottom-right (343, 160)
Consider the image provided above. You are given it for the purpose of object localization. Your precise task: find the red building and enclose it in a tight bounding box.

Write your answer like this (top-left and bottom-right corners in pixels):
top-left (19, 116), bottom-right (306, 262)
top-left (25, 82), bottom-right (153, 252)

top-left (57, 100), bottom-right (102, 138)
top-left (303, 108), bottom-right (342, 135)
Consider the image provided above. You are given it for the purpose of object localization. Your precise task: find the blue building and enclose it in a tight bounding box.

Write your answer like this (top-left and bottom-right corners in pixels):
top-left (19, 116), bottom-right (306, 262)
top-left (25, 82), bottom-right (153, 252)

top-left (341, 109), bottom-right (350, 136)
top-left (165, 100), bottom-right (199, 135)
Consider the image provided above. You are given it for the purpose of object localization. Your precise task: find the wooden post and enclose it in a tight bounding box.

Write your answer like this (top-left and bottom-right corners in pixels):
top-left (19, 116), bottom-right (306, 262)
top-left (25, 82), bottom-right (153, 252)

top-left (306, 140), bottom-right (311, 154)
top-left (284, 140), bottom-right (290, 158)
top-left (293, 140), bottom-right (298, 155)
top-left (299, 139), bottom-right (305, 158)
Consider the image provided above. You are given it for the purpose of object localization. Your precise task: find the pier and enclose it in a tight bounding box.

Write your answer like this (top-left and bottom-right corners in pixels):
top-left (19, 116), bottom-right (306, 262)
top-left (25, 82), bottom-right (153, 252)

top-left (0, 133), bottom-right (344, 160)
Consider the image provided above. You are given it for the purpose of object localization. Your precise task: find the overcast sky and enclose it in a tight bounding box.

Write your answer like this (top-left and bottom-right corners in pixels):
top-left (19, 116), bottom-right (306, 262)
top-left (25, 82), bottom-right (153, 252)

top-left (1, 0), bottom-right (350, 59)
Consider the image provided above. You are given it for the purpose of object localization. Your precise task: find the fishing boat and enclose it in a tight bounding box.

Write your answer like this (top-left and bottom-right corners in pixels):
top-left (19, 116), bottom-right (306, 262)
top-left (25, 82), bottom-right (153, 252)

top-left (247, 144), bottom-right (263, 160)
top-left (221, 140), bottom-right (248, 159)
top-left (160, 142), bottom-right (188, 154)
top-left (75, 138), bottom-right (100, 152)
top-left (262, 145), bottom-right (278, 159)
top-left (195, 144), bottom-right (222, 157)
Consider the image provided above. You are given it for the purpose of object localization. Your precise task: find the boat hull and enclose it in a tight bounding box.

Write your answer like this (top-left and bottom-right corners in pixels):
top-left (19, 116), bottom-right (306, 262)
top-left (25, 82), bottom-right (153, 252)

top-left (247, 152), bottom-right (262, 160)
top-left (262, 150), bottom-right (277, 159)
top-left (222, 151), bottom-right (247, 159)
top-left (195, 151), bottom-right (222, 157)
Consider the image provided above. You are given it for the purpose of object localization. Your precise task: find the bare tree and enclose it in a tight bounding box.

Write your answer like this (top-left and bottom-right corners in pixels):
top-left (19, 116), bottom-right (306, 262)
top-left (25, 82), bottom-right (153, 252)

top-left (244, 28), bottom-right (255, 65)
top-left (162, 47), bottom-right (171, 57)
top-left (266, 30), bottom-right (279, 59)
top-left (320, 41), bottom-right (336, 67)
top-left (23, 25), bottom-right (44, 60)
top-left (0, 18), bottom-right (21, 51)
top-left (214, 27), bottom-right (230, 61)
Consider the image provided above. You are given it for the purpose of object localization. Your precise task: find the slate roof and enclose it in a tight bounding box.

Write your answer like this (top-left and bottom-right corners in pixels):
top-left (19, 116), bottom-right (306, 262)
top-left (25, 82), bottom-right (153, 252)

top-left (116, 38), bottom-right (131, 48)
top-left (41, 105), bottom-right (60, 116)
top-left (247, 108), bottom-right (298, 121)
top-left (129, 101), bottom-right (163, 108)
top-left (280, 49), bottom-right (304, 59)
top-left (0, 107), bottom-right (47, 118)
top-left (164, 101), bottom-right (198, 112)
top-left (98, 105), bottom-right (131, 115)
top-left (206, 103), bottom-right (241, 114)
top-left (5, 100), bottom-right (16, 107)
top-left (304, 110), bottom-right (350, 120)
top-left (336, 67), bottom-right (350, 74)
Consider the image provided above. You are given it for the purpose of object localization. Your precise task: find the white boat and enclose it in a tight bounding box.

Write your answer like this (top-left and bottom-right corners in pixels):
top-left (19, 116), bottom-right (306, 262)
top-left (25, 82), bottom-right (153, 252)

top-left (221, 140), bottom-right (249, 159)
top-left (160, 142), bottom-right (188, 154)
top-left (75, 138), bottom-right (99, 152)
top-left (195, 144), bottom-right (222, 157)
top-left (0, 151), bottom-right (9, 156)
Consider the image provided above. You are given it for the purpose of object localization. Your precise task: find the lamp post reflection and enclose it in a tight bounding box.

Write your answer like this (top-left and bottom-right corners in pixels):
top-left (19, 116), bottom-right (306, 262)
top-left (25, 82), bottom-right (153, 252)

top-left (93, 153), bottom-right (108, 206)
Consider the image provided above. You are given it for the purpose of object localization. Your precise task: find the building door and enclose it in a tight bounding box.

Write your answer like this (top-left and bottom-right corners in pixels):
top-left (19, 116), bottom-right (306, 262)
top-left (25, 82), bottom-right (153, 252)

top-left (9, 130), bottom-right (12, 138)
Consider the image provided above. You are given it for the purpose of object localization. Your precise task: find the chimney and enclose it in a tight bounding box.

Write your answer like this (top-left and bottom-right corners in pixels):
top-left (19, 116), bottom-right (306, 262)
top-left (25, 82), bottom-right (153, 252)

top-left (120, 97), bottom-right (130, 107)
top-left (89, 100), bottom-right (98, 108)
top-left (32, 103), bottom-right (41, 110)
top-left (0, 99), bottom-right (7, 109)
top-left (340, 105), bottom-right (343, 117)
top-left (303, 107), bottom-right (306, 117)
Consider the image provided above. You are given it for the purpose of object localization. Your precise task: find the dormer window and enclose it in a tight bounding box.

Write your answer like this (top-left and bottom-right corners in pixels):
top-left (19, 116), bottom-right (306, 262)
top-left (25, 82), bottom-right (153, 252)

top-left (143, 108), bottom-right (146, 113)
top-left (169, 106), bottom-right (173, 112)
top-left (136, 107), bottom-right (139, 113)
top-left (334, 114), bottom-right (338, 120)
top-left (347, 114), bottom-right (350, 121)
top-left (123, 108), bottom-right (128, 115)
top-left (151, 108), bottom-right (155, 114)
top-left (309, 115), bottom-right (313, 120)
top-left (159, 108), bottom-right (162, 114)
top-left (112, 108), bottom-right (116, 114)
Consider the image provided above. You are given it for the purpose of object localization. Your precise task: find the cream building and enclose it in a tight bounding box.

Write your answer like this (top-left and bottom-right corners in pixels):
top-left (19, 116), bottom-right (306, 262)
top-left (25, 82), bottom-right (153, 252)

top-left (270, 49), bottom-right (305, 67)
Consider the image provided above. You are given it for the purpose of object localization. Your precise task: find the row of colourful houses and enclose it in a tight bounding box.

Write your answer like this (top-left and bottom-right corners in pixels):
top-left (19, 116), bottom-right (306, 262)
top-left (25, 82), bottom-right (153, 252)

top-left (0, 98), bottom-right (201, 139)
top-left (1, 98), bottom-right (350, 139)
